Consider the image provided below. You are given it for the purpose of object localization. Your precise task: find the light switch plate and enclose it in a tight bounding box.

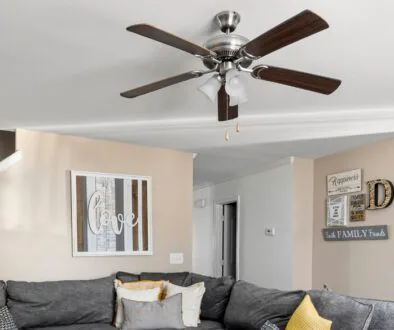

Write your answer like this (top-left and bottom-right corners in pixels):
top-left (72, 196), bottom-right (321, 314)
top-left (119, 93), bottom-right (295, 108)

top-left (170, 253), bottom-right (184, 265)
top-left (265, 228), bottom-right (276, 236)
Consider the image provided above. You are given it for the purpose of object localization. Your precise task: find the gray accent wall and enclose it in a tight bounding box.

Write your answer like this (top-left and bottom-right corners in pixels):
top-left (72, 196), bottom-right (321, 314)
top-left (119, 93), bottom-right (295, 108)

top-left (193, 162), bottom-right (295, 290)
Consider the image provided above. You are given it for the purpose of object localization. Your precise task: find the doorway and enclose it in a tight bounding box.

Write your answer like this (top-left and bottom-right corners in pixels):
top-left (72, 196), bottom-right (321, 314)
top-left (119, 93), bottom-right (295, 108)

top-left (214, 197), bottom-right (240, 280)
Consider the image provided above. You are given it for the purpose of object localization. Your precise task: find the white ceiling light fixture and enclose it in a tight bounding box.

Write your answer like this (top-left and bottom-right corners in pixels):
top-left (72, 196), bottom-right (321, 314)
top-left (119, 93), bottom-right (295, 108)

top-left (225, 69), bottom-right (248, 106)
top-left (199, 70), bottom-right (248, 107)
top-left (199, 64), bottom-right (246, 141)
top-left (198, 74), bottom-right (222, 103)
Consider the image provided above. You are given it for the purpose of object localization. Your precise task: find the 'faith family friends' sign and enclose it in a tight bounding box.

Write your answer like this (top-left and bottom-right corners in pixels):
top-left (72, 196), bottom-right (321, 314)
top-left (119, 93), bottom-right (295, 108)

top-left (322, 225), bottom-right (388, 241)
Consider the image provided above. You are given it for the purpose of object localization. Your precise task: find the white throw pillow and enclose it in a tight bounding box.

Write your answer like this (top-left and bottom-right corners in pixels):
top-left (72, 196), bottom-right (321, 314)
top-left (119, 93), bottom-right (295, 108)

top-left (165, 282), bottom-right (206, 327)
top-left (114, 286), bottom-right (161, 328)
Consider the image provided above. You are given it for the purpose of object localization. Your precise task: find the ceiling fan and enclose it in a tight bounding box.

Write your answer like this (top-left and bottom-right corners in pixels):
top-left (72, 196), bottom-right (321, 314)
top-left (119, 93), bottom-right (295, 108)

top-left (120, 10), bottom-right (341, 123)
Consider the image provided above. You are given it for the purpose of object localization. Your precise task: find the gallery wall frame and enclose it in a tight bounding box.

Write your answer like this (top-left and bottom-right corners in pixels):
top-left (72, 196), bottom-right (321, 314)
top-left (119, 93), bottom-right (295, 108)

top-left (349, 193), bottom-right (366, 222)
top-left (327, 195), bottom-right (349, 227)
top-left (327, 169), bottom-right (362, 196)
top-left (71, 171), bottom-right (153, 257)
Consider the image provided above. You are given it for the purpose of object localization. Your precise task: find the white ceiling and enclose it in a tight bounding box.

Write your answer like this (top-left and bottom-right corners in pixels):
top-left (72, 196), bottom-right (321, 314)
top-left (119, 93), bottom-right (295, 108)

top-left (193, 133), bottom-right (394, 187)
top-left (2, 0), bottom-right (394, 186)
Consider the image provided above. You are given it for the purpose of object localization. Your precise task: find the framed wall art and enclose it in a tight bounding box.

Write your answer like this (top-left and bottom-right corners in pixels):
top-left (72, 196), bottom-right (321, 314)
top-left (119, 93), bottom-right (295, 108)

top-left (327, 169), bottom-right (362, 196)
top-left (327, 195), bottom-right (349, 227)
top-left (71, 171), bottom-right (152, 257)
top-left (349, 193), bottom-right (366, 222)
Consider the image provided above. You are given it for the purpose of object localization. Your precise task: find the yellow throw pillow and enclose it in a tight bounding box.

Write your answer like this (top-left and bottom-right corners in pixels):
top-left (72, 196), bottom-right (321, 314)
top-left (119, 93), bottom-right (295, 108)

top-left (286, 295), bottom-right (332, 330)
top-left (114, 279), bottom-right (165, 291)
top-left (114, 279), bottom-right (166, 300)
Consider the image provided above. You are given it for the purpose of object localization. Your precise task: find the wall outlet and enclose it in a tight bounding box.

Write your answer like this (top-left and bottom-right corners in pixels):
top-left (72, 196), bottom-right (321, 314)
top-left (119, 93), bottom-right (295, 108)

top-left (265, 228), bottom-right (276, 236)
top-left (170, 253), bottom-right (184, 265)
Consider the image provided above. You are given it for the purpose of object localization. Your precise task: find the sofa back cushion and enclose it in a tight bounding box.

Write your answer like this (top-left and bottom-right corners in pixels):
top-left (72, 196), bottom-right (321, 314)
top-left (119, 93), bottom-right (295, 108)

top-left (187, 273), bottom-right (235, 321)
top-left (0, 281), bottom-right (6, 308)
top-left (224, 281), bottom-right (305, 329)
top-left (357, 297), bottom-right (394, 329)
top-left (308, 290), bottom-right (373, 330)
top-left (140, 272), bottom-right (190, 286)
top-left (7, 276), bottom-right (115, 329)
top-left (115, 271), bottom-right (140, 283)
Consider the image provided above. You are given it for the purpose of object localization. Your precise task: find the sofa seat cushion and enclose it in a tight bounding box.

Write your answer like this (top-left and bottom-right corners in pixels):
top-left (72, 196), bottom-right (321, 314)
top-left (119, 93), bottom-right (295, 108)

top-left (151, 320), bottom-right (226, 330)
top-left (25, 324), bottom-right (114, 330)
top-left (7, 276), bottom-right (115, 329)
top-left (308, 290), bottom-right (373, 330)
top-left (193, 320), bottom-right (226, 329)
top-left (140, 272), bottom-right (190, 286)
top-left (224, 281), bottom-right (305, 330)
top-left (187, 273), bottom-right (235, 321)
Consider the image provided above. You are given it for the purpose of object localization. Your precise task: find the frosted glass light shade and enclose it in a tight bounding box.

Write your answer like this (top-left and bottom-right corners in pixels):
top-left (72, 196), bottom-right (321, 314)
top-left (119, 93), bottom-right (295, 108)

top-left (225, 70), bottom-right (248, 106)
top-left (198, 75), bottom-right (222, 103)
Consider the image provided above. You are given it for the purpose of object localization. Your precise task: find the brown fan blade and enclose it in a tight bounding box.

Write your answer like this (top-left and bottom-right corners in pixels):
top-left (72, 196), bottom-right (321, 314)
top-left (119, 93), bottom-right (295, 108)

top-left (121, 71), bottom-right (201, 98)
top-left (218, 86), bottom-right (239, 122)
top-left (252, 65), bottom-right (341, 95)
top-left (242, 10), bottom-right (329, 58)
top-left (127, 24), bottom-right (216, 57)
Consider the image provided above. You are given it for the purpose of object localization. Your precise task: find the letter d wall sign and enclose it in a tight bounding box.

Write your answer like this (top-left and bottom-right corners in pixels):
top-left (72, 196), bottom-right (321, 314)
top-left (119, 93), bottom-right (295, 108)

top-left (366, 179), bottom-right (394, 210)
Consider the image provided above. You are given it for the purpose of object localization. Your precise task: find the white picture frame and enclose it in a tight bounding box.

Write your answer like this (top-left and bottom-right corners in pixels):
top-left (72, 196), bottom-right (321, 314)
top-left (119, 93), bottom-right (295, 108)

top-left (327, 195), bottom-right (349, 227)
top-left (71, 171), bottom-right (153, 257)
top-left (327, 169), bottom-right (362, 196)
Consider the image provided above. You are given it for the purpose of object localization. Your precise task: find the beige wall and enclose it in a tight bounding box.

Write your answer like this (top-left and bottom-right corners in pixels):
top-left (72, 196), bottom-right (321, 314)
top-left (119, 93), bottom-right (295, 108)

top-left (292, 158), bottom-right (314, 290)
top-left (0, 129), bottom-right (193, 281)
top-left (313, 139), bottom-right (394, 300)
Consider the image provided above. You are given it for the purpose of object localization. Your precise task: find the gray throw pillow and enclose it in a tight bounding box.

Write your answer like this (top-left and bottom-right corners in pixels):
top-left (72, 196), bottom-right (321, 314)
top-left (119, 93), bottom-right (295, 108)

top-left (0, 306), bottom-right (17, 330)
top-left (187, 273), bottom-right (235, 321)
top-left (122, 294), bottom-right (184, 330)
top-left (224, 281), bottom-right (305, 330)
top-left (309, 290), bottom-right (373, 330)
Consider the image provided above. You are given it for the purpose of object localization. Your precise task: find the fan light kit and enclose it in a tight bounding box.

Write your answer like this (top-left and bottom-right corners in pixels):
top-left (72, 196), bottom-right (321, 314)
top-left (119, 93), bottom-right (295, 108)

top-left (121, 10), bottom-right (341, 141)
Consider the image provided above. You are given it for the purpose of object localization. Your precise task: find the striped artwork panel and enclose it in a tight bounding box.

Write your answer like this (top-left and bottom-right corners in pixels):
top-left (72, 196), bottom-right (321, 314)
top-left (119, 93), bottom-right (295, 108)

top-left (72, 171), bottom-right (152, 256)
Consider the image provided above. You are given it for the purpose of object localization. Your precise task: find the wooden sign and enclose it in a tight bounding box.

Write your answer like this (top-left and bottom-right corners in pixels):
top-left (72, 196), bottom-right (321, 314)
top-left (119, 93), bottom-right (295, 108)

top-left (349, 194), bottom-right (366, 222)
top-left (327, 169), bottom-right (362, 196)
top-left (71, 171), bottom-right (153, 257)
top-left (322, 225), bottom-right (388, 241)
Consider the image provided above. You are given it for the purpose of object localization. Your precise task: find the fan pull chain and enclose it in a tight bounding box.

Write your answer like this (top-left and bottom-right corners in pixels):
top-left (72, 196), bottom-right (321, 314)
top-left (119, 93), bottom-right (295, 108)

top-left (225, 129), bottom-right (230, 141)
top-left (224, 123), bottom-right (240, 141)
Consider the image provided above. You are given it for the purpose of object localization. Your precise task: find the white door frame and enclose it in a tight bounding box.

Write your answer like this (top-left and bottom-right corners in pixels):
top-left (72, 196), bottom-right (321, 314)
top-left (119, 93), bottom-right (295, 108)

top-left (213, 195), bottom-right (241, 280)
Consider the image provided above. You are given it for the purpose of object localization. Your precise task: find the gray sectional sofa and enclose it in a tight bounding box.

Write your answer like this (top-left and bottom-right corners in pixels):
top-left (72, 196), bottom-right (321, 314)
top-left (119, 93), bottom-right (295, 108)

top-left (1, 271), bottom-right (393, 329)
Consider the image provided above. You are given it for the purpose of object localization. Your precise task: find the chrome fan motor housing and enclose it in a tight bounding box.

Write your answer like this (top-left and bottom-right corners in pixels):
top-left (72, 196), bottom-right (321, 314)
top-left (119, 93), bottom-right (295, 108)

top-left (202, 34), bottom-right (252, 69)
